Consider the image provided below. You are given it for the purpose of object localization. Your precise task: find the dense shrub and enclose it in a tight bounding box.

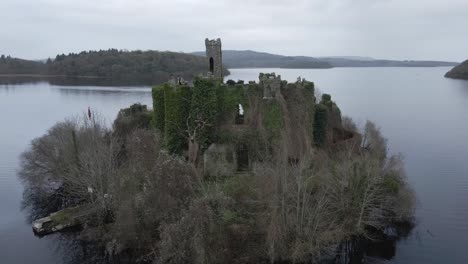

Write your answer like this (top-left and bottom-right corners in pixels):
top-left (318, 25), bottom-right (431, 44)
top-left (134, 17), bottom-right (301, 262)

top-left (303, 80), bottom-right (315, 94)
top-left (322, 93), bottom-right (331, 102)
top-left (313, 104), bottom-right (328, 147)
top-left (152, 85), bottom-right (166, 132)
top-left (163, 84), bottom-right (192, 154)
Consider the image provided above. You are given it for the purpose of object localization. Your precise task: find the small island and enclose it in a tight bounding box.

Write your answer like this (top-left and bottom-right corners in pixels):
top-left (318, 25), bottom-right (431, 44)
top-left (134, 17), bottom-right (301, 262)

top-left (20, 39), bottom-right (415, 263)
top-left (445, 59), bottom-right (468, 80)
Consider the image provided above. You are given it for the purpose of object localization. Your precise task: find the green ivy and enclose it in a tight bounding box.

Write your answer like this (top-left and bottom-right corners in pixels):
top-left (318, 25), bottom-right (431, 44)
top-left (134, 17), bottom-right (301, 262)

top-left (164, 84), bottom-right (192, 154)
top-left (217, 84), bottom-right (248, 120)
top-left (190, 78), bottom-right (219, 150)
top-left (151, 85), bottom-right (166, 132)
top-left (263, 100), bottom-right (283, 141)
top-left (322, 93), bottom-right (331, 102)
top-left (304, 80), bottom-right (315, 94)
top-left (313, 104), bottom-right (328, 147)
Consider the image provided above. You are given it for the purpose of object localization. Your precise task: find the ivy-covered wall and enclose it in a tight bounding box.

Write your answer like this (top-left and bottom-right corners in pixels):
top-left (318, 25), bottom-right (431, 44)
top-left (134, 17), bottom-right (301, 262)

top-left (151, 75), bottom-right (330, 160)
top-left (161, 84), bottom-right (192, 154)
top-left (152, 85), bottom-right (166, 132)
top-left (190, 78), bottom-right (219, 151)
top-left (313, 93), bottom-right (344, 147)
top-left (313, 104), bottom-right (328, 147)
top-left (217, 84), bottom-right (248, 121)
top-left (262, 100), bottom-right (283, 141)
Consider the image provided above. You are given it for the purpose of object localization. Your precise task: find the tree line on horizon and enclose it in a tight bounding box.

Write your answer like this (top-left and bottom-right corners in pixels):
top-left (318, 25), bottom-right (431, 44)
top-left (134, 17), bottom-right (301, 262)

top-left (0, 50), bottom-right (226, 85)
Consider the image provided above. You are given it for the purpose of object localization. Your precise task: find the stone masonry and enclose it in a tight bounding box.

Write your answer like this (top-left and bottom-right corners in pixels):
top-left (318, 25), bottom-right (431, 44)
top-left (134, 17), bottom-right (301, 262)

top-left (259, 72), bottom-right (282, 99)
top-left (205, 38), bottom-right (223, 80)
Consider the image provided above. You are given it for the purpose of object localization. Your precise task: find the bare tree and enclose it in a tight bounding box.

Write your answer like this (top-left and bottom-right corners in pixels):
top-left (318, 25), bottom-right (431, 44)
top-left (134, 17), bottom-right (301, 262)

top-left (184, 112), bottom-right (213, 179)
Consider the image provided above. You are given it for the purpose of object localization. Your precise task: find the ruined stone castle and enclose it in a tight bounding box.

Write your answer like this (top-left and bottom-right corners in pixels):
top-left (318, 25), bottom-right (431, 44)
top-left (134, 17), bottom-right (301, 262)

top-left (152, 38), bottom-right (357, 177)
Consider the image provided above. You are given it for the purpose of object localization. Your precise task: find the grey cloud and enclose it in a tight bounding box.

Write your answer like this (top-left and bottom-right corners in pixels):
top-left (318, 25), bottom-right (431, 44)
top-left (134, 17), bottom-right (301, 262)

top-left (0, 0), bottom-right (466, 61)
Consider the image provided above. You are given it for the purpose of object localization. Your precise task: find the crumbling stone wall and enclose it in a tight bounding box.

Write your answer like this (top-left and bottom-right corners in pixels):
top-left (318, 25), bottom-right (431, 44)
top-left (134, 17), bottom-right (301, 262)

top-left (259, 72), bottom-right (282, 99)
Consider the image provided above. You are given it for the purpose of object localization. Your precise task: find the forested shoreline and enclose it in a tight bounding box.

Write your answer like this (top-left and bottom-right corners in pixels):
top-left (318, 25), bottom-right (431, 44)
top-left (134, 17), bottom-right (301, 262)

top-left (0, 51), bottom-right (229, 86)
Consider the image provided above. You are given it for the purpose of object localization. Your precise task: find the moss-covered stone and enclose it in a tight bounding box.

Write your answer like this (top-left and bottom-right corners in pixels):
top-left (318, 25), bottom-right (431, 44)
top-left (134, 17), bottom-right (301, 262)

top-left (263, 100), bottom-right (283, 141)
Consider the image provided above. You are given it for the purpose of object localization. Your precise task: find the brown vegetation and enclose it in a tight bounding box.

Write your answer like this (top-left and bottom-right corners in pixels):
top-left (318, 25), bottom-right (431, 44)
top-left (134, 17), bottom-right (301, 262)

top-left (19, 99), bottom-right (415, 263)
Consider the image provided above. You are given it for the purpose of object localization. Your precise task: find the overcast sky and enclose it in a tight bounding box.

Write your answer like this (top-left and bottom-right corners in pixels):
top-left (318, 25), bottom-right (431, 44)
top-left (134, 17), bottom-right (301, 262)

top-left (1, 0), bottom-right (467, 61)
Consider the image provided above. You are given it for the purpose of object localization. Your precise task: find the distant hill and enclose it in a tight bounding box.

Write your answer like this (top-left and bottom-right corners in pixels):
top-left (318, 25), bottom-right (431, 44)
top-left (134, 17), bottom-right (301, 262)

top-left (319, 56), bottom-right (375, 61)
top-left (445, 60), bottom-right (468, 80)
top-left (318, 57), bottom-right (458, 67)
top-left (192, 50), bottom-right (333, 69)
top-left (0, 50), bottom-right (228, 86)
top-left (193, 50), bottom-right (458, 69)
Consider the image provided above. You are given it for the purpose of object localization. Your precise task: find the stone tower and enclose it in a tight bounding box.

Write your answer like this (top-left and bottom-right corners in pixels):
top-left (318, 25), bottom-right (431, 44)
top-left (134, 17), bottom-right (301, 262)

top-left (260, 72), bottom-right (282, 99)
top-left (205, 38), bottom-right (223, 80)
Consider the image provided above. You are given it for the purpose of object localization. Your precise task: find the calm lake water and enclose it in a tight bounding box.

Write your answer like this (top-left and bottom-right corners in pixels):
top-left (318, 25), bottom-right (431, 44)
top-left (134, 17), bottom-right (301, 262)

top-left (1, 67), bottom-right (468, 263)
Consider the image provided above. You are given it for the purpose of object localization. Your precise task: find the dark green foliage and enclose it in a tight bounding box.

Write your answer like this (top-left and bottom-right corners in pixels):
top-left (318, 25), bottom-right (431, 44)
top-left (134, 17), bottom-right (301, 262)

top-left (190, 78), bottom-right (219, 150)
top-left (164, 85), bottom-right (192, 154)
top-left (304, 81), bottom-right (315, 94)
top-left (322, 93), bottom-right (331, 102)
top-left (263, 100), bottom-right (283, 141)
top-left (0, 56), bottom-right (46, 74)
top-left (0, 50), bottom-right (221, 85)
top-left (152, 85), bottom-right (166, 132)
top-left (216, 84), bottom-right (248, 120)
top-left (226, 79), bottom-right (236, 85)
top-left (321, 94), bottom-right (334, 108)
top-left (236, 80), bottom-right (244, 84)
top-left (313, 104), bottom-right (328, 147)
top-left (49, 50), bottom-right (210, 85)
top-left (113, 104), bottom-right (153, 138)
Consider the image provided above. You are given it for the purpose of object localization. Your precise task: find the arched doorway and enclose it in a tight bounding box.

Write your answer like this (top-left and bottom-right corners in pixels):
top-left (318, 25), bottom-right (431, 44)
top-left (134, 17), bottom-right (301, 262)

top-left (209, 57), bottom-right (214, 73)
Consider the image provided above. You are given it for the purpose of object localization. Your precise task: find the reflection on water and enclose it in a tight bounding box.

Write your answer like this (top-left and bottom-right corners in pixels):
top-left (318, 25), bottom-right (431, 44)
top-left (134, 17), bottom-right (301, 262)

top-left (451, 78), bottom-right (468, 97)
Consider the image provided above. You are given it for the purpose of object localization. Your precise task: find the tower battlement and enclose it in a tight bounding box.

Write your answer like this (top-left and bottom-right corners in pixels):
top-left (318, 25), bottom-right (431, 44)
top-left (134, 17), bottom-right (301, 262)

top-left (259, 72), bottom-right (282, 99)
top-left (205, 38), bottom-right (222, 46)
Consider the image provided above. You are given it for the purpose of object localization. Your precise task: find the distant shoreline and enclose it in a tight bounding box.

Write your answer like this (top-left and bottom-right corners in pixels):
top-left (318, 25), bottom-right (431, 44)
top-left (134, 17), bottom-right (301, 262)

top-left (226, 65), bottom-right (455, 69)
top-left (0, 74), bottom-right (106, 79)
